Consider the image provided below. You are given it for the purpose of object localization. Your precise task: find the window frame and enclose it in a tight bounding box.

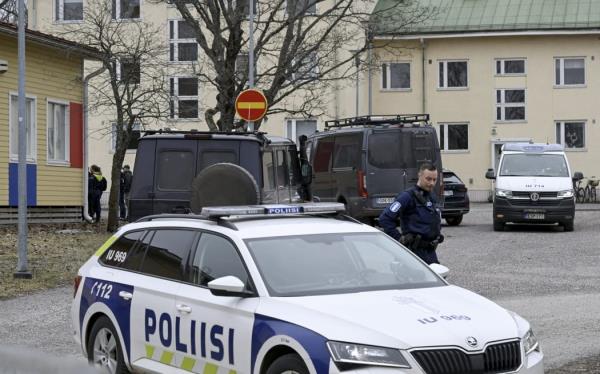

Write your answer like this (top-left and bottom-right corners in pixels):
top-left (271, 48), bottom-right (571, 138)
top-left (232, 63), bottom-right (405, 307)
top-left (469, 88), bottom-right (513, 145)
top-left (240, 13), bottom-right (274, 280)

top-left (494, 58), bottom-right (526, 76)
top-left (46, 98), bottom-right (70, 165)
top-left (438, 59), bottom-right (468, 90)
top-left (438, 122), bottom-right (469, 153)
top-left (555, 120), bottom-right (586, 151)
top-left (8, 92), bottom-right (37, 163)
top-left (55, 0), bottom-right (84, 22)
top-left (168, 19), bottom-right (199, 63)
top-left (381, 61), bottom-right (411, 91)
top-left (169, 76), bottom-right (200, 120)
top-left (116, 58), bottom-right (141, 85)
top-left (112, 0), bottom-right (142, 20)
top-left (554, 57), bottom-right (586, 87)
top-left (495, 88), bottom-right (526, 123)
top-left (285, 0), bottom-right (317, 16)
top-left (111, 121), bottom-right (142, 154)
top-left (291, 51), bottom-right (319, 82)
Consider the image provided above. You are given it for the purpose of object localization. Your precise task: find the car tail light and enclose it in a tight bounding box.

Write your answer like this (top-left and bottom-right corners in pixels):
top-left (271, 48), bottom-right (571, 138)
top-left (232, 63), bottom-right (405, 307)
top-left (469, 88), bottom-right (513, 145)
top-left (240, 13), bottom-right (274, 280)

top-left (357, 170), bottom-right (368, 198)
top-left (73, 275), bottom-right (82, 298)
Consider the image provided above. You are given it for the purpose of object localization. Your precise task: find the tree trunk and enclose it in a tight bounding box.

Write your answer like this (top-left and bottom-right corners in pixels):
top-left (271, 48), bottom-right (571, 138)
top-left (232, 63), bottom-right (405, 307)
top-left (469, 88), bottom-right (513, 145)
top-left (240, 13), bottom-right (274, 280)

top-left (106, 141), bottom-right (127, 232)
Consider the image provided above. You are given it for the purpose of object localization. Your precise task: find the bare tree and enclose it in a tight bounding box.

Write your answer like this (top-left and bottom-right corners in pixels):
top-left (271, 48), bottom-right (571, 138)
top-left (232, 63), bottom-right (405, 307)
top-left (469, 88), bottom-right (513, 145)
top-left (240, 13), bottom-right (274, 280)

top-left (61, 0), bottom-right (170, 232)
top-left (0, 0), bottom-right (26, 24)
top-left (162, 0), bottom-right (433, 131)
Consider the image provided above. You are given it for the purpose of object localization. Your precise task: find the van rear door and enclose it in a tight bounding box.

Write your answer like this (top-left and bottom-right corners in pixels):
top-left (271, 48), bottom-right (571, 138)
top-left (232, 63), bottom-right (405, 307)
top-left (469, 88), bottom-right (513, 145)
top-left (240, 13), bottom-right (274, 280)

top-left (366, 128), bottom-right (441, 207)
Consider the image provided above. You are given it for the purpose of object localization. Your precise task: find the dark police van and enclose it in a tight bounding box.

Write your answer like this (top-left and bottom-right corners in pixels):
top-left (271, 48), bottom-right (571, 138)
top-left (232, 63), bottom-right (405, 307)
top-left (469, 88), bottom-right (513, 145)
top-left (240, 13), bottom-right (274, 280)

top-left (303, 114), bottom-right (443, 225)
top-left (128, 130), bottom-right (308, 221)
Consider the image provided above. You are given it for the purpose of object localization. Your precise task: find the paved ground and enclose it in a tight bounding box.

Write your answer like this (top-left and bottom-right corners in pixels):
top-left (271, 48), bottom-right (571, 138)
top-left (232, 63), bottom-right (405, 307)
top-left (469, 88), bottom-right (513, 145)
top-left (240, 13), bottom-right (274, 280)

top-left (0, 202), bottom-right (599, 373)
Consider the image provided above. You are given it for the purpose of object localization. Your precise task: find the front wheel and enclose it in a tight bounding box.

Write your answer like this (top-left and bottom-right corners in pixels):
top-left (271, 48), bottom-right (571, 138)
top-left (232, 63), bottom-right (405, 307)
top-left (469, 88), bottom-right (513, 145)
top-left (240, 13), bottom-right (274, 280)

top-left (493, 218), bottom-right (504, 232)
top-left (266, 353), bottom-right (309, 374)
top-left (563, 219), bottom-right (574, 232)
top-left (87, 316), bottom-right (129, 374)
top-left (445, 215), bottom-right (463, 226)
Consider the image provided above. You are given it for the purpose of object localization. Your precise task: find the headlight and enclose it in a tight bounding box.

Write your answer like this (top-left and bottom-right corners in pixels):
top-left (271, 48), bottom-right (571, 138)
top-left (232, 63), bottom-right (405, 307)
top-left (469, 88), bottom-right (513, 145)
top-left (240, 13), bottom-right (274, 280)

top-left (557, 189), bottom-right (574, 198)
top-left (523, 329), bottom-right (540, 355)
top-left (327, 341), bottom-right (411, 368)
top-left (495, 189), bottom-right (513, 198)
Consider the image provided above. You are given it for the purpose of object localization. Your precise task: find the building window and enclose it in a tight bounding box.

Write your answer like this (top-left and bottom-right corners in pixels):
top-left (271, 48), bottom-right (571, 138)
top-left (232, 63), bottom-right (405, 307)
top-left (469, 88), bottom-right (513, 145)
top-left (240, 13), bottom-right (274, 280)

top-left (111, 122), bottom-right (142, 152)
top-left (495, 59), bottom-right (525, 75)
top-left (117, 59), bottom-right (141, 84)
top-left (169, 19), bottom-right (198, 62)
top-left (47, 101), bottom-right (70, 163)
top-left (285, 119), bottom-right (317, 147)
top-left (235, 53), bottom-right (249, 82)
top-left (170, 77), bottom-right (199, 119)
top-left (439, 60), bottom-right (467, 88)
top-left (56, 0), bottom-right (83, 21)
top-left (555, 57), bottom-right (585, 86)
top-left (381, 62), bottom-right (410, 90)
top-left (292, 51), bottom-right (319, 81)
top-left (496, 89), bottom-right (525, 121)
top-left (439, 123), bottom-right (468, 151)
top-left (286, 0), bottom-right (316, 15)
top-left (9, 94), bottom-right (36, 161)
top-left (242, 0), bottom-right (257, 16)
top-left (556, 121), bottom-right (585, 149)
top-left (112, 0), bottom-right (140, 20)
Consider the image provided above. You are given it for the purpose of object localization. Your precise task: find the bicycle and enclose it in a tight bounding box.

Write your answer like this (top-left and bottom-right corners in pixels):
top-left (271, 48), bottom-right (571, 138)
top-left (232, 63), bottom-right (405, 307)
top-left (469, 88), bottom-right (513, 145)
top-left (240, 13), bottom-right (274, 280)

top-left (574, 179), bottom-right (586, 203)
top-left (584, 176), bottom-right (598, 203)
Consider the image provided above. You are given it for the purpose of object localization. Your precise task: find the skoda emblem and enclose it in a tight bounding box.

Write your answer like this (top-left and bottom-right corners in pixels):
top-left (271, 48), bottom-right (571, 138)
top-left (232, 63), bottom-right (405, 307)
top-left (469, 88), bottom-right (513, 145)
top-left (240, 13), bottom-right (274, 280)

top-left (466, 336), bottom-right (478, 348)
top-left (530, 192), bottom-right (540, 202)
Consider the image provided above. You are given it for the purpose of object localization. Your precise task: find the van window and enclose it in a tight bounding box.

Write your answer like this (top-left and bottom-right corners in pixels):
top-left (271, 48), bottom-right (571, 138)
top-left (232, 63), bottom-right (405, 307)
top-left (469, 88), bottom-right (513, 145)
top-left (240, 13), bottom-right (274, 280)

top-left (276, 150), bottom-right (289, 186)
top-left (314, 138), bottom-right (334, 172)
top-left (333, 135), bottom-right (362, 169)
top-left (368, 131), bottom-right (435, 169)
top-left (500, 154), bottom-right (569, 177)
top-left (157, 151), bottom-right (195, 190)
top-left (262, 151), bottom-right (275, 189)
top-left (199, 151), bottom-right (237, 169)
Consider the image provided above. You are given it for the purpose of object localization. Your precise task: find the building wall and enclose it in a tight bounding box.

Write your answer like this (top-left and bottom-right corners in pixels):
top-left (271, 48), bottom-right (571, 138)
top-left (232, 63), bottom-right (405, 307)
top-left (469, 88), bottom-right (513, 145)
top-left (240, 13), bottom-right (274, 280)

top-left (0, 33), bottom-right (85, 206)
top-left (372, 34), bottom-right (600, 200)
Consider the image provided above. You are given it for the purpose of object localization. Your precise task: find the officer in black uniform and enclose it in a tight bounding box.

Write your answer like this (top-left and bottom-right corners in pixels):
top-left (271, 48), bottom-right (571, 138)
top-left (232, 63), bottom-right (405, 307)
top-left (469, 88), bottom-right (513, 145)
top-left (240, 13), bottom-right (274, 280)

top-left (378, 162), bottom-right (443, 264)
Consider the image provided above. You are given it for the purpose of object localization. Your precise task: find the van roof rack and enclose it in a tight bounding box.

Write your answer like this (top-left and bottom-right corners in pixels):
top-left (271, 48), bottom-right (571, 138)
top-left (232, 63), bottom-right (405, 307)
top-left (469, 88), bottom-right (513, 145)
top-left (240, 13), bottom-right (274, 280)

top-left (142, 129), bottom-right (270, 144)
top-left (324, 114), bottom-right (430, 129)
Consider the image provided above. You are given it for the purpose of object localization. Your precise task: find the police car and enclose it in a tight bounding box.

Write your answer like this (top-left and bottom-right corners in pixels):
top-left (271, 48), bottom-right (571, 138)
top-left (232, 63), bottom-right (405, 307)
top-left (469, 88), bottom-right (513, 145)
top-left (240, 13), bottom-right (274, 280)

top-left (71, 203), bottom-right (543, 374)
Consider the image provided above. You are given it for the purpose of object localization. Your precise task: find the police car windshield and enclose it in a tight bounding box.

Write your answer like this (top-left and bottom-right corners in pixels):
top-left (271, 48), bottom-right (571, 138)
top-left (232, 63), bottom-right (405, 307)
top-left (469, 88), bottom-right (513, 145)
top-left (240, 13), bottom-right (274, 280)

top-left (500, 154), bottom-right (569, 177)
top-left (245, 232), bottom-right (444, 297)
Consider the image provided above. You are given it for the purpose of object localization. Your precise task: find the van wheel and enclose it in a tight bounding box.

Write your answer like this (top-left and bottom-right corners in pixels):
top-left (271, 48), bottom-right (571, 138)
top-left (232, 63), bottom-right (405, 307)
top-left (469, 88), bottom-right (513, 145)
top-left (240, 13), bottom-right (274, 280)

top-left (266, 353), bottom-right (309, 374)
top-left (493, 219), bottom-right (504, 232)
top-left (445, 215), bottom-right (463, 226)
top-left (563, 220), bottom-right (574, 232)
top-left (190, 163), bottom-right (260, 213)
top-left (87, 316), bottom-right (129, 374)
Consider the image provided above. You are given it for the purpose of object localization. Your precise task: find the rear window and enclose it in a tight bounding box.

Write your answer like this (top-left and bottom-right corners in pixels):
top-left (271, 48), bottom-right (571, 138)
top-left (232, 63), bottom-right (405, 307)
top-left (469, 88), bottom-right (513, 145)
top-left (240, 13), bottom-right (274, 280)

top-left (333, 134), bottom-right (362, 169)
top-left (157, 151), bottom-right (195, 190)
top-left (368, 130), bottom-right (437, 169)
top-left (443, 172), bottom-right (463, 184)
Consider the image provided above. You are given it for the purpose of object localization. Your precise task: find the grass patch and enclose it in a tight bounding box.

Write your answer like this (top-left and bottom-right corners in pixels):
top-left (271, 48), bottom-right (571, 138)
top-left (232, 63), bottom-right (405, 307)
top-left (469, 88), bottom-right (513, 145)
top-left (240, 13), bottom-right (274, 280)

top-left (0, 222), bottom-right (111, 300)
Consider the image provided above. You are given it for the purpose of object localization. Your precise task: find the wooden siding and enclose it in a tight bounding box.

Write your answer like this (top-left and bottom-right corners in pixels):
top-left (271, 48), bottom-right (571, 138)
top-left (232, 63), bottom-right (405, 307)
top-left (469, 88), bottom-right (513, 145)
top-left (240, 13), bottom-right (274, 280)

top-left (0, 33), bottom-right (85, 206)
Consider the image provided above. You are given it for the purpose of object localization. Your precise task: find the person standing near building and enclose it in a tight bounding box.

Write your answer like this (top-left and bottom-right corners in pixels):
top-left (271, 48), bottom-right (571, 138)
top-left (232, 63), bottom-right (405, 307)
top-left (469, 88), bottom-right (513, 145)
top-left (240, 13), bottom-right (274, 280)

top-left (119, 165), bottom-right (133, 220)
top-left (378, 162), bottom-right (444, 264)
top-left (89, 164), bottom-right (107, 223)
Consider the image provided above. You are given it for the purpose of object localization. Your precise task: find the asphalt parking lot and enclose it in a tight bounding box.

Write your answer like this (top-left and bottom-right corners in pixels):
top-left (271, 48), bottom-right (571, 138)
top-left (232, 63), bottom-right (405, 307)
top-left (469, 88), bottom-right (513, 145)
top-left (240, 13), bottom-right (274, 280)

top-left (0, 202), bottom-right (598, 373)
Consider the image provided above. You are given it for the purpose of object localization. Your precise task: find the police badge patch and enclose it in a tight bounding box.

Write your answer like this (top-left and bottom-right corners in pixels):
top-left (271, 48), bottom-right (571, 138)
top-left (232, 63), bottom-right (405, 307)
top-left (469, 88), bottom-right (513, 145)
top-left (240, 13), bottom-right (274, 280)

top-left (390, 202), bottom-right (401, 212)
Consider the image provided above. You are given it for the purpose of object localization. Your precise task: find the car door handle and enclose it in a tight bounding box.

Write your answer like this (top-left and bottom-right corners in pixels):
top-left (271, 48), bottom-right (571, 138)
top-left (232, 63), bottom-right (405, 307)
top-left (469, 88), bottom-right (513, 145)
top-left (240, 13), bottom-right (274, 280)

top-left (119, 291), bottom-right (133, 300)
top-left (176, 304), bottom-right (192, 314)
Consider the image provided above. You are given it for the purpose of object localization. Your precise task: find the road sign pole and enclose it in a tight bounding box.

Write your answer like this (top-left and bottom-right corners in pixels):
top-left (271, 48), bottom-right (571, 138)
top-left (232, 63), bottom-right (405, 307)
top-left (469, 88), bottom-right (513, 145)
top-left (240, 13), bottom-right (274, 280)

top-left (248, 0), bottom-right (255, 131)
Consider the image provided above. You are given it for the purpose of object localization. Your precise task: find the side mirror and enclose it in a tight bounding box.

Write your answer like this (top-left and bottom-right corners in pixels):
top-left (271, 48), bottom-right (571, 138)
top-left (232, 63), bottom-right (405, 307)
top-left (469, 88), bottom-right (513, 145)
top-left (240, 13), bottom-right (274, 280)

top-left (485, 168), bottom-right (496, 180)
top-left (207, 276), bottom-right (253, 297)
top-left (301, 163), bottom-right (313, 185)
top-left (572, 172), bottom-right (584, 181)
top-left (429, 263), bottom-right (450, 279)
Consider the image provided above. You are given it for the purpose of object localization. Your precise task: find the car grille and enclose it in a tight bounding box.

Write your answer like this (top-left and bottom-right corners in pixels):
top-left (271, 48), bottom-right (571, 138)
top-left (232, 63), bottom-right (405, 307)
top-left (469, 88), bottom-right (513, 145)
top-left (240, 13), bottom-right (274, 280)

top-left (411, 340), bottom-right (521, 374)
top-left (509, 199), bottom-right (561, 206)
top-left (512, 191), bottom-right (557, 198)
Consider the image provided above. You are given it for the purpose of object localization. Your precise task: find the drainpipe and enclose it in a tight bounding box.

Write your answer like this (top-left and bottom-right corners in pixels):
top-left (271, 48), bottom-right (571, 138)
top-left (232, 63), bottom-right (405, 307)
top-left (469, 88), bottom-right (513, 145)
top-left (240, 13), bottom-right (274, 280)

top-left (82, 66), bottom-right (106, 223)
top-left (420, 38), bottom-right (426, 113)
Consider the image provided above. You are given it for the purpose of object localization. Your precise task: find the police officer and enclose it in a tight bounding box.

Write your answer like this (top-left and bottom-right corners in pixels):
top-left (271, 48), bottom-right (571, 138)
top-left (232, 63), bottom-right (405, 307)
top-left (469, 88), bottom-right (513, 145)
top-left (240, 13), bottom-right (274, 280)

top-left (378, 162), bottom-right (443, 264)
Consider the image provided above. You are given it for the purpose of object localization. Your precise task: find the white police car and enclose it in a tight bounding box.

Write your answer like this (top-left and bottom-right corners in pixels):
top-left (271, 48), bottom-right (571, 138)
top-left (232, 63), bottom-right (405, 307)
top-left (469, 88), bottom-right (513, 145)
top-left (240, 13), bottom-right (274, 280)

top-left (71, 203), bottom-right (543, 374)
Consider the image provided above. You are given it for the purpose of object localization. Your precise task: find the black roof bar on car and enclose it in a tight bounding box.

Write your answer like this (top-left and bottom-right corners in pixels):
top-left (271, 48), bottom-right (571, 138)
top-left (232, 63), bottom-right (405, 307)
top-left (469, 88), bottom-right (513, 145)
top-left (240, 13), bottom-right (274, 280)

top-left (134, 214), bottom-right (238, 231)
top-left (324, 114), bottom-right (430, 129)
top-left (141, 129), bottom-right (270, 145)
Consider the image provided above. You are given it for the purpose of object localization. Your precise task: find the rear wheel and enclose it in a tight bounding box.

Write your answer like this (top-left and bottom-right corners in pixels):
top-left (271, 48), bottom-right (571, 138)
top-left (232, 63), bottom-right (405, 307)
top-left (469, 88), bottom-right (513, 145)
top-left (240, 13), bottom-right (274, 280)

top-left (445, 215), bottom-right (463, 226)
top-left (493, 218), bottom-right (504, 232)
top-left (87, 316), bottom-right (129, 374)
top-left (266, 353), bottom-right (309, 374)
top-left (563, 219), bottom-right (574, 232)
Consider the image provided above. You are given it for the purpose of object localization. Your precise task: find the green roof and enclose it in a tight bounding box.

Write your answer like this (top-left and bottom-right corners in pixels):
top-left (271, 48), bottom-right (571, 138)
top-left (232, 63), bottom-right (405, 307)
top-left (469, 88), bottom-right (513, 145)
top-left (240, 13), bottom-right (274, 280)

top-left (371, 0), bottom-right (600, 36)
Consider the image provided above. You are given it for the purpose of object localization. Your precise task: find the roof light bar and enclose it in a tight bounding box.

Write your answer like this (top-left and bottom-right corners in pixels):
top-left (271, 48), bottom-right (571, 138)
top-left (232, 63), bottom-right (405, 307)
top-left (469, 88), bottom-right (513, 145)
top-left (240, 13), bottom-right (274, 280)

top-left (201, 203), bottom-right (346, 218)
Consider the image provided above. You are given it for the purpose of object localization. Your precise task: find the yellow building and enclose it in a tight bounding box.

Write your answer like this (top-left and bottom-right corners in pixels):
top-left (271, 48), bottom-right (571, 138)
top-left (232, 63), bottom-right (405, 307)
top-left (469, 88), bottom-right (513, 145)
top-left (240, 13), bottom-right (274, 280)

top-left (0, 21), bottom-right (99, 222)
top-left (370, 0), bottom-right (600, 200)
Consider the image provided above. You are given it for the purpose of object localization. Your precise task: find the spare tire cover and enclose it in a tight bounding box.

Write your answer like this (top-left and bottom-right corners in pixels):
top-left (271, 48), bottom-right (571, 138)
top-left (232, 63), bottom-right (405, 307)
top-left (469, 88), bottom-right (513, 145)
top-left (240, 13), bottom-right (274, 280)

top-left (190, 163), bottom-right (260, 213)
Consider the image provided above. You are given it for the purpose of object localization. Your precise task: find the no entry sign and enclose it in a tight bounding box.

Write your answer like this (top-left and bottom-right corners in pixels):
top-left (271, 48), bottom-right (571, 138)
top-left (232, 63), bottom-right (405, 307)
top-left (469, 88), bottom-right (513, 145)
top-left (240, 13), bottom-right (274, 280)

top-left (235, 89), bottom-right (268, 121)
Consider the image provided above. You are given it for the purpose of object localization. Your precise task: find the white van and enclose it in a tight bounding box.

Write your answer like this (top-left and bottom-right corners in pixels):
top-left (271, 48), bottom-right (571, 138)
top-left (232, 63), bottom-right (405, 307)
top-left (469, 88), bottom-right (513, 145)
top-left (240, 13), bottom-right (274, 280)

top-left (485, 143), bottom-right (583, 231)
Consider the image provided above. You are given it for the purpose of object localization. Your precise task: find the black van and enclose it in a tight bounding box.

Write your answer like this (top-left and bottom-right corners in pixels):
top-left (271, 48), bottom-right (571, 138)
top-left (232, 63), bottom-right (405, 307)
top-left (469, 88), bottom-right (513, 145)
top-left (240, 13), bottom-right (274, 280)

top-left (304, 114), bottom-right (443, 224)
top-left (128, 130), bottom-right (307, 221)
